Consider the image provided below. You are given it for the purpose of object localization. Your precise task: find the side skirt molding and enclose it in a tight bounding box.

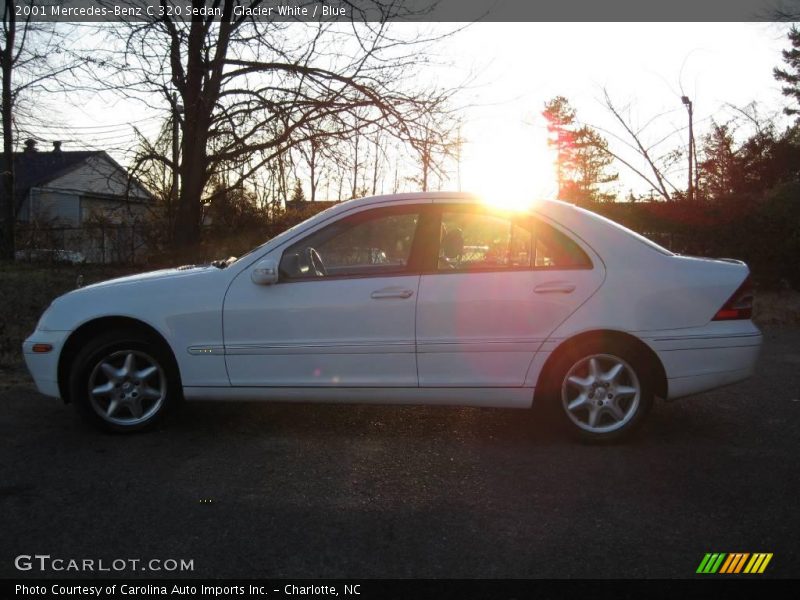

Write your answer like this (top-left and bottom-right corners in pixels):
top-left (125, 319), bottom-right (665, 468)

top-left (183, 386), bottom-right (535, 409)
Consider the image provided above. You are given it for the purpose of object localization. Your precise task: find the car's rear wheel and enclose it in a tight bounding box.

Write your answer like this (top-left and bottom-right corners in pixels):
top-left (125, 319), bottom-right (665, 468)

top-left (69, 330), bottom-right (180, 432)
top-left (548, 341), bottom-right (653, 442)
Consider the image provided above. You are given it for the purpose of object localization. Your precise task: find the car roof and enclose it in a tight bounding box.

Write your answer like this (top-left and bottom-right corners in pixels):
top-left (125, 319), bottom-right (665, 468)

top-left (239, 191), bottom-right (674, 271)
top-left (261, 192), bottom-right (673, 268)
top-left (349, 192), bottom-right (673, 262)
top-left (322, 192), bottom-right (599, 240)
top-left (337, 191), bottom-right (576, 211)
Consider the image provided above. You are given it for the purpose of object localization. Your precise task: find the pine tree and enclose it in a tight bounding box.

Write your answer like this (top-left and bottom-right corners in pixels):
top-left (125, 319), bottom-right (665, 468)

top-left (543, 97), bottom-right (577, 198)
top-left (698, 123), bottom-right (738, 200)
top-left (543, 97), bottom-right (618, 204)
top-left (774, 26), bottom-right (800, 117)
top-left (290, 180), bottom-right (307, 203)
top-left (570, 126), bottom-right (618, 203)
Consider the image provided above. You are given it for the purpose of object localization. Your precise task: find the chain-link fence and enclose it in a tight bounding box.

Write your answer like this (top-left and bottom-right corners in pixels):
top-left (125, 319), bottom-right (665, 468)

top-left (15, 224), bottom-right (149, 264)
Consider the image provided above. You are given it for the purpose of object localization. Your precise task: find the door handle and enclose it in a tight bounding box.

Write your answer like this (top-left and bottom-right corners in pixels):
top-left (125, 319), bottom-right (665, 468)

top-left (534, 282), bottom-right (576, 294)
top-left (371, 287), bottom-right (415, 299)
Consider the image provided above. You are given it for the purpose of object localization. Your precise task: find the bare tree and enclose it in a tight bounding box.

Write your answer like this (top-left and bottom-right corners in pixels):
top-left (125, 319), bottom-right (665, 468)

top-left (1, 2), bottom-right (76, 258)
top-left (577, 89), bottom-right (692, 202)
top-left (0, 2), bottom-right (17, 258)
top-left (370, 130), bottom-right (386, 195)
top-left (408, 99), bottom-right (459, 192)
top-left (590, 89), bottom-right (687, 201)
top-left (297, 136), bottom-right (335, 203)
top-left (350, 124), bottom-right (363, 199)
top-left (85, 1), bottom-right (458, 248)
top-left (128, 118), bottom-right (176, 241)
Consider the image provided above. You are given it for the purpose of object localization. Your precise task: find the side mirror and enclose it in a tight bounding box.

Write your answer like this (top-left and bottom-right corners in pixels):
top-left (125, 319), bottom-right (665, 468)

top-left (251, 258), bottom-right (279, 285)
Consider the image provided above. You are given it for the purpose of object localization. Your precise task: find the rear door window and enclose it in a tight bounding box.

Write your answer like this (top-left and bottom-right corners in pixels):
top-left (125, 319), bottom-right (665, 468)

top-left (436, 208), bottom-right (591, 271)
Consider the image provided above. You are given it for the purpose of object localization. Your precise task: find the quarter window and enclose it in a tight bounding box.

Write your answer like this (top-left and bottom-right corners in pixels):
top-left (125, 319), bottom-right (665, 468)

top-left (533, 219), bottom-right (592, 268)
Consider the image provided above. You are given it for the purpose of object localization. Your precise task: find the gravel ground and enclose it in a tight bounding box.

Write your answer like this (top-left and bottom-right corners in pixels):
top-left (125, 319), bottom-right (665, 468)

top-left (1, 326), bottom-right (798, 579)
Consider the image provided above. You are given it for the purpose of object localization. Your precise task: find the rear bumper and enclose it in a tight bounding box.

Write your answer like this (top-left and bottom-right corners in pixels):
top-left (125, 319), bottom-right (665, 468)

top-left (667, 364), bottom-right (757, 400)
top-left (646, 324), bottom-right (762, 400)
top-left (22, 330), bottom-right (70, 399)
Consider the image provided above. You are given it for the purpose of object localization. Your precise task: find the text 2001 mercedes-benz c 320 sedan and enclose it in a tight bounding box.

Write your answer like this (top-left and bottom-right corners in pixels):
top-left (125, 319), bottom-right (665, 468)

top-left (23, 193), bottom-right (762, 441)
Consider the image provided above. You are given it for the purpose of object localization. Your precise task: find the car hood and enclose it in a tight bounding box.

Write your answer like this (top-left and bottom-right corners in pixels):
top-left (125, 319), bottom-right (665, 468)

top-left (74, 265), bottom-right (217, 292)
top-left (35, 264), bottom-right (224, 332)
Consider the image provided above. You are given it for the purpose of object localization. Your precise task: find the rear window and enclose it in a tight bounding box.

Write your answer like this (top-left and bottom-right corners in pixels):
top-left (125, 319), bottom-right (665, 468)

top-left (623, 227), bottom-right (674, 256)
top-left (578, 207), bottom-right (674, 256)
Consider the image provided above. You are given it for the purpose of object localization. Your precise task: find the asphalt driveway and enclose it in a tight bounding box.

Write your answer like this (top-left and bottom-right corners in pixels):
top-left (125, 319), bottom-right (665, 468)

top-left (1, 327), bottom-right (798, 579)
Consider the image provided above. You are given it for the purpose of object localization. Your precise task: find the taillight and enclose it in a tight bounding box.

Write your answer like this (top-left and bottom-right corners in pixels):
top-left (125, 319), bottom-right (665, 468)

top-left (712, 276), bottom-right (753, 321)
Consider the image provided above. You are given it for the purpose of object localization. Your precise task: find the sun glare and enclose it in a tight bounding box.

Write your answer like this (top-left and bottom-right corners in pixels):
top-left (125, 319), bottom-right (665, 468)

top-left (459, 120), bottom-right (557, 211)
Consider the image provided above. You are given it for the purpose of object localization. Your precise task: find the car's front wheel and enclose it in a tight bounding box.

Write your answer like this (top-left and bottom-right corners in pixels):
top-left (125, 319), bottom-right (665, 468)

top-left (69, 330), bottom-right (180, 432)
top-left (548, 341), bottom-right (654, 442)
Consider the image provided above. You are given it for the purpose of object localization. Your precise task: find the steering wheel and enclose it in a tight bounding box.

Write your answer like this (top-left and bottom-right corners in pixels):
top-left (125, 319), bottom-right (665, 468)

top-left (439, 256), bottom-right (458, 269)
top-left (303, 247), bottom-right (327, 277)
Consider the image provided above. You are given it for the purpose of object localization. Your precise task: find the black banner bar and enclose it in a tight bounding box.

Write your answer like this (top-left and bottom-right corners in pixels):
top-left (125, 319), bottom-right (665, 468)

top-left (9, 0), bottom-right (800, 23)
top-left (4, 579), bottom-right (798, 600)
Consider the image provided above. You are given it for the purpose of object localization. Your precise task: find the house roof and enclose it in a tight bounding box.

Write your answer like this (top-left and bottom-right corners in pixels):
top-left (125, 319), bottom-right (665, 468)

top-left (0, 149), bottom-right (102, 199)
top-left (0, 148), bottom-right (154, 203)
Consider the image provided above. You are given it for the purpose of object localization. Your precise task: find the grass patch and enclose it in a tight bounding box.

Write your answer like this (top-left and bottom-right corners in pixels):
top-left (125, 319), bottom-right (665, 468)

top-left (753, 290), bottom-right (800, 326)
top-left (0, 262), bottom-right (137, 371)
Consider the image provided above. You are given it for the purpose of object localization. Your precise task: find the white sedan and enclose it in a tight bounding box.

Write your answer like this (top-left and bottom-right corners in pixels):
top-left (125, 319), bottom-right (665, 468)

top-left (23, 193), bottom-right (762, 441)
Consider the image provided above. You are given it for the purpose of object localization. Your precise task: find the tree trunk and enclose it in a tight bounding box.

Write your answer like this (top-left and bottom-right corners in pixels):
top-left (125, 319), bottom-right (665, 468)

top-left (372, 135), bottom-right (380, 195)
top-left (351, 133), bottom-right (360, 199)
top-left (171, 14), bottom-right (211, 248)
top-left (0, 8), bottom-right (15, 260)
top-left (309, 142), bottom-right (317, 202)
top-left (174, 155), bottom-right (205, 247)
top-left (421, 138), bottom-right (430, 193)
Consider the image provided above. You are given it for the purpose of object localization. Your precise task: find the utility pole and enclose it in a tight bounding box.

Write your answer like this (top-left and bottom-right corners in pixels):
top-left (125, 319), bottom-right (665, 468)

top-left (681, 95), bottom-right (694, 202)
top-left (171, 92), bottom-right (182, 238)
top-left (693, 120), bottom-right (700, 199)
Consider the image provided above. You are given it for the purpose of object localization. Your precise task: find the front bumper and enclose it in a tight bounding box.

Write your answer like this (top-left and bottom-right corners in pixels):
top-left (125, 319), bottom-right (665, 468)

top-left (22, 330), bottom-right (71, 399)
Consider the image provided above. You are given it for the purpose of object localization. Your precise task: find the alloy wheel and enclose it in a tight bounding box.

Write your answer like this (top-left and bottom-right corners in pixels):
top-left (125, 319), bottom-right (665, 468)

top-left (87, 350), bottom-right (167, 426)
top-left (561, 353), bottom-right (641, 434)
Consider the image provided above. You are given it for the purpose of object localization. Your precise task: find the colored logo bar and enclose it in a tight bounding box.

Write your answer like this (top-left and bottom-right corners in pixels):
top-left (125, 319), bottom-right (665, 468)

top-left (696, 553), bottom-right (773, 574)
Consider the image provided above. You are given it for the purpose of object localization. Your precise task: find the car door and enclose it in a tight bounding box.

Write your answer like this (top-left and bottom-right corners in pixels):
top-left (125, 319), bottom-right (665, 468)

top-left (223, 204), bottom-right (427, 387)
top-left (416, 203), bottom-right (604, 387)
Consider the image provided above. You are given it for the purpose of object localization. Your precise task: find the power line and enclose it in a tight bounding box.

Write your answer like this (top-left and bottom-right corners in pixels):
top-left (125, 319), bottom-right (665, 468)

top-left (19, 127), bottom-right (162, 142)
top-left (20, 125), bottom-right (163, 145)
top-left (24, 117), bottom-right (161, 132)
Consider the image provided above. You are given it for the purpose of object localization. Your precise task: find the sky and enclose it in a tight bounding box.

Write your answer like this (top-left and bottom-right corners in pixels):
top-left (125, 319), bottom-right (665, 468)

top-left (34, 21), bottom-right (794, 203)
top-left (432, 22), bottom-right (792, 201)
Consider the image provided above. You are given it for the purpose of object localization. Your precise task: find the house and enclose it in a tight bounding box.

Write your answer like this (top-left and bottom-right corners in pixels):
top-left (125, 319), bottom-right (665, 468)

top-left (2, 140), bottom-right (154, 263)
top-left (6, 139), bottom-right (153, 226)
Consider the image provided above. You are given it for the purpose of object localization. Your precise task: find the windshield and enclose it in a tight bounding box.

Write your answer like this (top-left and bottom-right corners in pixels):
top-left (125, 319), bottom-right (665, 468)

top-left (233, 203), bottom-right (342, 265)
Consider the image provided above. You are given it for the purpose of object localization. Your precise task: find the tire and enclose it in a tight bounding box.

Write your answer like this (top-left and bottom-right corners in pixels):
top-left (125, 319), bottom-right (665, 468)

top-left (543, 339), bottom-right (654, 443)
top-left (68, 329), bottom-right (181, 433)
